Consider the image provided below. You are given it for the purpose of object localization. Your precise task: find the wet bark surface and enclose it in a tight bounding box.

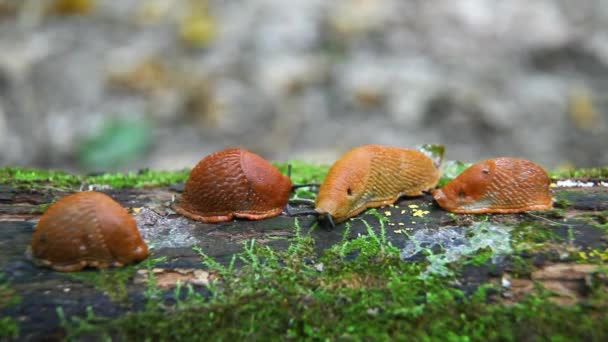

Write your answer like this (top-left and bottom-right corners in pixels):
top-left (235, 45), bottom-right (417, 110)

top-left (1, 184), bottom-right (607, 340)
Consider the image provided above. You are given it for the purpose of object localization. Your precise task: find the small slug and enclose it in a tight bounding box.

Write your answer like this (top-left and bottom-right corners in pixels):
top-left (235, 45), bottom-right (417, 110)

top-left (432, 157), bottom-right (552, 213)
top-left (30, 191), bottom-right (149, 272)
top-left (315, 144), bottom-right (441, 224)
top-left (174, 147), bottom-right (292, 222)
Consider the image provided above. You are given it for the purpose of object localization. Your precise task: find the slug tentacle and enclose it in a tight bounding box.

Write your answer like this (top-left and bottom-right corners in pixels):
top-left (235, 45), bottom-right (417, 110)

top-left (432, 157), bottom-right (552, 214)
top-left (174, 147), bottom-right (292, 222)
top-left (315, 144), bottom-right (441, 224)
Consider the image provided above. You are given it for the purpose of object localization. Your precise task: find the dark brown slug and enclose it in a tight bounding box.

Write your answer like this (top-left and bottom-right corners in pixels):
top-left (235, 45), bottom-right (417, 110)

top-left (173, 147), bottom-right (292, 222)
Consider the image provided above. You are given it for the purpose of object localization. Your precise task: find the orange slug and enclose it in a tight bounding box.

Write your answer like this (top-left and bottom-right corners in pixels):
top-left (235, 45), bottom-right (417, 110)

top-left (432, 157), bottom-right (553, 213)
top-left (315, 144), bottom-right (441, 224)
top-left (30, 191), bottom-right (149, 272)
top-left (174, 147), bottom-right (292, 222)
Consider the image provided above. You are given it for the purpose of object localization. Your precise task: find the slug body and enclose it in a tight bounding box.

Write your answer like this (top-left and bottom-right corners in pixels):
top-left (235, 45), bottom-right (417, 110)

top-left (174, 147), bottom-right (292, 222)
top-left (432, 157), bottom-right (552, 214)
top-left (30, 191), bottom-right (149, 272)
top-left (315, 145), bottom-right (441, 223)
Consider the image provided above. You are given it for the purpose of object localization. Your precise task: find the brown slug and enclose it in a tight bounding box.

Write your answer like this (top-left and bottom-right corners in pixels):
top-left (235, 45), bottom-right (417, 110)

top-left (432, 157), bottom-right (553, 213)
top-left (315, 144), bottom-right (441, 224)
top-left (30, 191), bottom-right (149, 272)
top-left (173, 147), bottom-right (292, 222)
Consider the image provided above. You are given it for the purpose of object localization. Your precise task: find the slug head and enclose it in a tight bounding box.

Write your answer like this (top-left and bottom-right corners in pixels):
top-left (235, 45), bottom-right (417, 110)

top-left (315, 148), bottom-right (372, 224)
top-left (432, 160), bottom-right (494, 212)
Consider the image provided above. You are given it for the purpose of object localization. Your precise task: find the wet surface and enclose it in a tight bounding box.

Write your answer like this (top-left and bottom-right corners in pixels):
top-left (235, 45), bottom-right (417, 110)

top-left (556, 187), bottom-right (608, 211)
top-left (1, 185), bottom-right (607, 340)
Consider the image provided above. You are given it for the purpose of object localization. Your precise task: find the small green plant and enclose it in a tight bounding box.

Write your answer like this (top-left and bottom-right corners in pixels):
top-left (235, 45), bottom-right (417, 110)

top-left (67, 266), bottom-right (137, 304)
top-left (0, 274), bottom-right (20, 339)
top-left (57, 306), bottom-right (109, 341)
top-left (0, 317), bottom-right (19, 339)
top-left (141, 257), bottom-right (168, 310)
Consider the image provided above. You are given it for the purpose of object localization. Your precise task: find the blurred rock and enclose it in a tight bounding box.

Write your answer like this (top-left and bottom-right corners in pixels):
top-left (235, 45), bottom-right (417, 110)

top-left (0, 0), bottom-right (607, 171)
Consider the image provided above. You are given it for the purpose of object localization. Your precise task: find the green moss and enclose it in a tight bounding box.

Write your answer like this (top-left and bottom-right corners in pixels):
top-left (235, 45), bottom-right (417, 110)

top-left (66, 267), bottom-right (137, 304)
top-left (0, 274), bottom-right (20, 309)
top-left (549, 166), bottom-right (608, 179)
top-left (541, 208), bottom-right (567, 219)
top-left (65, 257), bottom-right (166, 304)
top-left (274, 161), bottom-right (328, 185)
top-left (554, 199), bottom-right (573, 210)
top-left (0, 168), bottom-right (80, 188)
top-left (587, 266), bottom-right (608, 306)
top-left (0, 317), bottom-right (19, 339)
top-left (0, 274), bottom-right (20, 339)
top-left (575, 211), bottom-right (608, 233)
top-left (510, 221), bottom-right (564, 252)
top-left (56, 216), bottom-right (608, 341)
top-left (462, 246), bottom-right (495, 267)
top-left (3, 162), bottom-right (603, 191)
top-left (507, 255), bottom-right (536, 277)
top-left (94, 284), bottom-right (605, 341)
top-left (0, 167), bottom-right (190, 189)
top-left (84, 169), bottom-right (191, 188)
top-left (0, 163), bottom-right (328, 191)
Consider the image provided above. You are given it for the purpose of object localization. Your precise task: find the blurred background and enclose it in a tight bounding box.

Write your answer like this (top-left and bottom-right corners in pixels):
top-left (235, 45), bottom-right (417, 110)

top-left (0, 0), bottom-right (607, 173)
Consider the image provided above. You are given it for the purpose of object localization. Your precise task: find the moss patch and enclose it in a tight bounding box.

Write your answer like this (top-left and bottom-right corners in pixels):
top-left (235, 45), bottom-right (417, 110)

top-left (54, 217), bottom-right (608, 341)
top-left (550, 166), bottom-right (608, 179)
top-left (0, 168), bottom-right (80, 188)
top-left (64, 256), bottom-right (168, 304)
top-left (0, 274), bottom-right (20, 339)
top-left (0, 167), bottom-right (191, 189)
top-left (0, 163), bottom-right (326, 191)
top-left (510, 221), bottom-right (565, 252)
top-left (575, 211), bottom-right (608, 232)
top-left (66, 267), bottom-right (138, 304)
